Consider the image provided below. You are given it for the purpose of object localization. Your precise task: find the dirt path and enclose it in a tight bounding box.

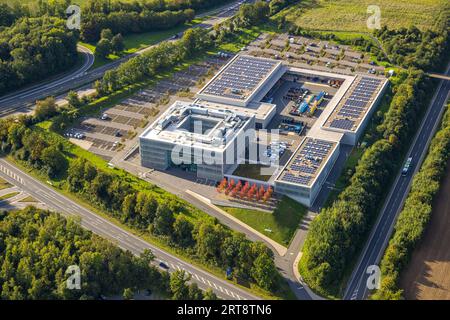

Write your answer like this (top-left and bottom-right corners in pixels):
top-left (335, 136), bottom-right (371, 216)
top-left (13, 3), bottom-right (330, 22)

top-left (400, 160), bottom-right (450, 300)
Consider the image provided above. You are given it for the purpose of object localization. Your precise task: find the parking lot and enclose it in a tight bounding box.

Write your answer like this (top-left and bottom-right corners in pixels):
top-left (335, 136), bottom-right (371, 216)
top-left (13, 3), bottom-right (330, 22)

top-left (66, 57), bottom-right (229, 161)
top-left (243, 33), bottom-right (385, 76)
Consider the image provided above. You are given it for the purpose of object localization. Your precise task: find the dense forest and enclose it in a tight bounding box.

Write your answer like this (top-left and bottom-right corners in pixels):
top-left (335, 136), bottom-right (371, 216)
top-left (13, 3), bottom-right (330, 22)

top-left (0, 16), bottom-right (79, 96)
top-left (0, 206), bottom-right (219, 300)
top-left (373, 103), bottom-right (450, 300)
top-left (0, 206), bottom-right (166, 299)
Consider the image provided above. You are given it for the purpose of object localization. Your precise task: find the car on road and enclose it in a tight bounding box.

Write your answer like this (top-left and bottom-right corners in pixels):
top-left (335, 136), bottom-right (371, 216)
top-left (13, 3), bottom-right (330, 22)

top-left (158, 261), bottom-right (169, 270)
top-left (402, 157), bottom-right (413, 176)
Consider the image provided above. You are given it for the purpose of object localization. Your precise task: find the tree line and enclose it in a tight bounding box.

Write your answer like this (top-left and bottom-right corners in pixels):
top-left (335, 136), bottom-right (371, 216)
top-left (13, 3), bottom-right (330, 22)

top-left (372, 103), bottom-right (450, 300)
top-left (78, 0), bottom-right (239, 42)
top-left (95, 27), bottom-right (212, 95)
top-left (0, 206), bottom-right (218, 300)
top-left (81, 8), bottom-right (195, 43)
top-left (374, 10), bottom-right (450, 71)
top-left (0, 16), bottom-right (79, 96)
top-left (81, 0), bottom-right (233, 15)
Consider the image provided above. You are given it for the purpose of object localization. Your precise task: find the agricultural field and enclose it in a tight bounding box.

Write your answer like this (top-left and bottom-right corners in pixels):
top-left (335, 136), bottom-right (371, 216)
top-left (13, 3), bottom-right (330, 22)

top-left (277, 0), bottom-right (448, 32)
top-left (399, 161), bottom-right (450, 300)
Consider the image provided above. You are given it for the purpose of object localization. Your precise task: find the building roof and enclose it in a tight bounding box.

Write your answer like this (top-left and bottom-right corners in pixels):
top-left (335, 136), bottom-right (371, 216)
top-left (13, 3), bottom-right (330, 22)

top-left (323, 75), bottom-right (388, 132)
top-left (276, 138), bottom-right (338, 187)
top-left (140, 101), bottom-right (252, 151)
top-left (197, 55), bottom-right (282, 105)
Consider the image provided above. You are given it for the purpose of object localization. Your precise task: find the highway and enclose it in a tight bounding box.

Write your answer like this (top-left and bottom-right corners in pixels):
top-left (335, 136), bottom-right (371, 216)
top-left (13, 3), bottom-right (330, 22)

top-left (344, 64), bottom-right (450, 300)
top-left (0, 1), bottom-right (245, 117)
top-left (0, 45), bottom-right (94, 116)
top-left (0, 158), bottom-right (259, 300)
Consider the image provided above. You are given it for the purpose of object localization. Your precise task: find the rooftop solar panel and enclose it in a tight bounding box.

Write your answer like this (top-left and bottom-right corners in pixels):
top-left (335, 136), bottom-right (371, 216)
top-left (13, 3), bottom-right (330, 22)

top-left (202, 56), bottom-right (279, 100)
top-left (326, 75), bottom-right (385, 131)
top-left (330, 118), bottom-right (355, 130)
top-left (280, 138), bottom-right (335, 186)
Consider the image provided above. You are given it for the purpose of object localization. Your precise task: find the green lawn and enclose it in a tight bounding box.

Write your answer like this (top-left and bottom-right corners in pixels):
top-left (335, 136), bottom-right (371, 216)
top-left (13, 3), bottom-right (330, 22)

top-left (220, 196), bottom-right (307, 246)
top-left (277, 0), bottom-right (448, 32)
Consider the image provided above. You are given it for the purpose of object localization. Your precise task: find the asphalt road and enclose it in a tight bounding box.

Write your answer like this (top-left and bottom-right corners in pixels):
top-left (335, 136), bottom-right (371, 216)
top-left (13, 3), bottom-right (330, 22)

top-left (344, 66), bottom-right (450, 300)
top-left (0, 158), bottom-right (259, 300)
top-left (0, 1), bottom-right (245, 117)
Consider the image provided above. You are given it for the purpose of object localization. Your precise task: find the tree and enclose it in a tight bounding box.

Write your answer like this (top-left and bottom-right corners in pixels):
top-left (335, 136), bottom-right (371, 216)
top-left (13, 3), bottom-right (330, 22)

top-left (100, 28), bottom-right (113, 41)
top-left (111, 33), bottom-right (125, 53)
top-left (152, 204), bottom-right (175, 236)
top-left (172, 215), bottom-right (194, 247)
top-left (0, 17), bottom-right (78, 96)
top-left (121, 193), bottom-right (137, 222)
top-left (95, 38), bottom-right (112, 58)
top-left (170, 270), bottom-right (190, 300)
top-left (123, 288), bottom-right (134, 300)
top-left (203, 288), bottom-right (218, 300)
top-left (35, 97), bottom-right (57, 121)
top-left (94, 80), bottom-right (107, 96)
top-left (135, 192), bottom-right (158, 225)
top-left (251, 252), bottom-right (277, 291)
top-left (188, 283), bottom-right (203, 300)
top-left (67, 90), bottom-right (82, 108)
top-left (194, 223), bottom-right (225, 263)
top-left (0, 207), bottom-right (171, 300)
top-left (41, 145), bottom-right (68, 178)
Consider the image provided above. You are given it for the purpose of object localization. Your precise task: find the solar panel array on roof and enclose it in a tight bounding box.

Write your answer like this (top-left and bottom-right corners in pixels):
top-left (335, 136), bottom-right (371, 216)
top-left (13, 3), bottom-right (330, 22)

top-left (330, 76), bottom-right (382, 130)
top-left (281, 138), bottom-right (334, 186)
top-left (330, 118), bottom-right (355, 130)
top-left (202, 56), bottom-right (278, 100)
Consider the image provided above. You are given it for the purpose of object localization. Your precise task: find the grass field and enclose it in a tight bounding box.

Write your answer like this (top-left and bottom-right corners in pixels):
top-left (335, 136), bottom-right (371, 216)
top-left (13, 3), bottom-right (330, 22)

top-left (220, 196), bottom-right (307, 246)
top-left (399, 160), bottom-right (450, 299)
top-left (277, 0), bottom-right (448, 32)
